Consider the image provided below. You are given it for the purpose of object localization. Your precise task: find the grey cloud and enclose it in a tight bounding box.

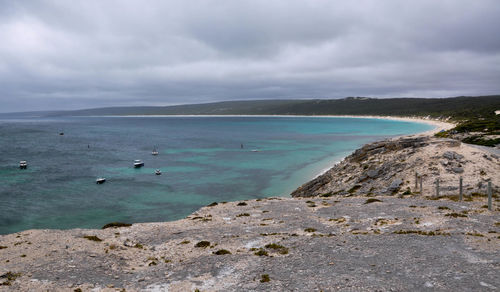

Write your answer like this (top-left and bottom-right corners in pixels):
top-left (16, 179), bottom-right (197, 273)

top-left (0, 0), bottom-right (499, 112)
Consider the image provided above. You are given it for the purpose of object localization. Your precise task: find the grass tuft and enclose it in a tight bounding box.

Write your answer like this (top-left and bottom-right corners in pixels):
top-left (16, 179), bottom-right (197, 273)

top-left (364, 198), bottom-right (382, 204)
top-left (83, 235), bottom-right (102, 242)
top-left (445, 213), bottom-right (467, 218)
top-left (260, 274), bottom-right (271, 283)
top-left (213, 249), bottom-right (231, 255)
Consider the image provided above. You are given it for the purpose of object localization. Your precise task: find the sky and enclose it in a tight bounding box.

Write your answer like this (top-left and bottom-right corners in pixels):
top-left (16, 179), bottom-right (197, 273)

top-left (1, 0), bottom-right (500, 112)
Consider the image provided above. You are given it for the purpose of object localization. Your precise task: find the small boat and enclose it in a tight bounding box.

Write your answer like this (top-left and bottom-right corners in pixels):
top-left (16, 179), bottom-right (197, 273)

top-left (152, 149), bottom-right (159, 155)
top-left (134, 160), bottom-right (144, 168)
top-left (251, 149), bottom-right (261, 152)
top-left (19, 161), bottom-right (28, 169)
top-left (59, 132), bottom-right (64, 136)
top-left (96, 177), bottom-right (106, 184)
top-left (155, 169), bottom-right (162, 175)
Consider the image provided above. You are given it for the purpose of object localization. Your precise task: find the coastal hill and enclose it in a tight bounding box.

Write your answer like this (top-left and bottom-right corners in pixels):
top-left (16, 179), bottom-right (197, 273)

top-left (37, 95), bottom-right (499, 120)
top-left (9, 95), bottom-right (498, 147)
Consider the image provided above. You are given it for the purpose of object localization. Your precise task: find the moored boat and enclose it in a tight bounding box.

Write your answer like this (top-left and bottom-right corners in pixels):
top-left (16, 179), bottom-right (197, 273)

top-left (96, 177), bottom-right (106, 184)
top-left (155, 169), bottom-right (162, 175)
top-left (134, 160), bottom-right (144, 168)
top-left (19, 161), bottom-right (28, 169)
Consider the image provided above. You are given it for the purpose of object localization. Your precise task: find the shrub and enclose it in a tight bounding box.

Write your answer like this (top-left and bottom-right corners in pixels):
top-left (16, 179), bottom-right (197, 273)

top-left (254, 249), bottom-right (268, 256)
top-left (213, 249), bottom-right (231, 255)
top-left (195, 241), bottom-right (211, 248)
top-left (101, 222), bottom-right (132, 229)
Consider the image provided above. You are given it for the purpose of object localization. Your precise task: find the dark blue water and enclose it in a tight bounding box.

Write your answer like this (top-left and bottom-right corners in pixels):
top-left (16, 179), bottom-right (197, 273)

top-left (0, 116), bottom-right (432, 234)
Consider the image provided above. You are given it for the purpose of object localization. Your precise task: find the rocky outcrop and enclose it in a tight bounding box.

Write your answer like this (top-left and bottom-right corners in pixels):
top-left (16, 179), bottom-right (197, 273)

top-left (291, 136), bottom-right (499, 198)
top-left (291, 137), bottom-right (430, 197)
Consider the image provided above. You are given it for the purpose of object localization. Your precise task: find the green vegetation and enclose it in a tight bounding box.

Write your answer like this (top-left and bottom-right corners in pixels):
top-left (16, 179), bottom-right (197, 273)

top-left (0, 246), bottom-right (7, 249)
top-left (207, 202), bottom-right (218, 207)
top-left (51, 95), bottom-right (500, 120)
top-left (102, 222), bottom-right (132, 229)
top-left (254, 249), bottom-right (269, 256)
top-left (260, 274), bottom-right (271, 283)
top-left (364, 198), bottom-right (382, 204)
top-left (180, 240), bottom-right (190, 244)
top-left (0, 272), bottom-right (21, 286)
top-left (445, 213), bottom-right (467, 218)
top-left (237, 202), bottom-right (248, 206)
top-left (213, 249), bottom-right (231, 255)
top-left (304, 228), bottom-right (317, 232)
top-left (134, 243), bottom-right (143, 249)
top-left (466, 232), bottom-right (484, 237)
top-left (461, 136), bottom-right (500, 147)
top-left (393, 230), bottom-right (450, 236)
top-left (236, 213), bottom-right (250, 217)
top-left (83, 235), bottom-right (102, 242)
top-left (265, 243), bottom-right (289, 254)
top-left (438, 206), bottom-right (450, 210)
top-left (401, 188), bottom-right (412, 196)
top-left (195, 241), bottom-right (211, 248)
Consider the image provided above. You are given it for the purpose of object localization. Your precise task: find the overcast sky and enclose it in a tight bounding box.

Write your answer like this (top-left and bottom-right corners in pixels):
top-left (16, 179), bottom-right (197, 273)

top-left (1, 0), bottom-right (499, 112)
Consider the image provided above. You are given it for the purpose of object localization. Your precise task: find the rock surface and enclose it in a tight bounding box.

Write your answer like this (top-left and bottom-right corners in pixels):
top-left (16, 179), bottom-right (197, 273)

top-left (0, 196), bottom-right (499, 291)
top-left (291, 136), bottom-right (500, 198)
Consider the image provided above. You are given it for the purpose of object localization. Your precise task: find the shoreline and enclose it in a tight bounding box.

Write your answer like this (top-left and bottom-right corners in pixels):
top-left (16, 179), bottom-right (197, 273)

top-left (90, 114), bottom-right (455, 180)
top-left (87, 114), bottom-right (455, 129)
top-left (0, 115), bottom-right (455, 234)
top-left (307, 115), bottom-right (454, 178)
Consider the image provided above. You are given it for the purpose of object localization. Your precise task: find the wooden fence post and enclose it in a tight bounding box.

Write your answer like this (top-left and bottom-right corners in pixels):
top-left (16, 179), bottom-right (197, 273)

top-left (415, 172), bottom-right (418, 191)
top-left (459, 176), bottom-right (463, 201)
top-left (488, 180), bottom-right (492, 211)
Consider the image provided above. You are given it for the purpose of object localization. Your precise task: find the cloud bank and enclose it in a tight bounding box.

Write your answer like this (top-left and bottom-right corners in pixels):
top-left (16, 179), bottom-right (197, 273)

top-left (1, 0), bottom-right (499, 112)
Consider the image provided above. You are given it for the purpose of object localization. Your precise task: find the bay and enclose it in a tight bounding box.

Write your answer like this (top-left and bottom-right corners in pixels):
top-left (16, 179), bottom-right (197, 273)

top-left (0, 116), bottom-right (432, 234)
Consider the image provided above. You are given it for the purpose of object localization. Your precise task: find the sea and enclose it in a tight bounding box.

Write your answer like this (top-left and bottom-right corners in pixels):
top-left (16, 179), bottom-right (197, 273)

top-left (0, 116), bottom-right (433, 234)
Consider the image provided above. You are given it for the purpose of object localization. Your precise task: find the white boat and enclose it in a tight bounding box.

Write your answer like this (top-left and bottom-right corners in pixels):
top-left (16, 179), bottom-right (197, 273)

top-left (19, 161), bottom-right (28, 169)
top-left (251, 149), bottom-right (261, 152)
top-left (152, 149), bottom-right (159, 155)
top-left (155, 169), bottom-right (162, 175)
top-left (134, 160), bottom-right (144, 168)
top-left (96, 177), bottom-right (106, 184)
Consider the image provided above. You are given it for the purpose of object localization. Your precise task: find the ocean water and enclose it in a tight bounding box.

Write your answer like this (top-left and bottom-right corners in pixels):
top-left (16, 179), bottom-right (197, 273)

top-left (0, 116), bottom-right (432, 234)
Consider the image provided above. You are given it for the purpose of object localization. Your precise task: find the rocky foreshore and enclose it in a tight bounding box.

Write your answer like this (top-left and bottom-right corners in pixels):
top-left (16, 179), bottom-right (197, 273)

top-left (1, 134), bottom-right (499, 291)
top-left (292, 136), bottom-right (499, 199)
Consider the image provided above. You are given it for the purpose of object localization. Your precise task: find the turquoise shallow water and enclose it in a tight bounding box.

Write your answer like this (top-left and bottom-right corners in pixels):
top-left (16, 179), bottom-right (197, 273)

top-left (0, 116), bottom-right (433, 234)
